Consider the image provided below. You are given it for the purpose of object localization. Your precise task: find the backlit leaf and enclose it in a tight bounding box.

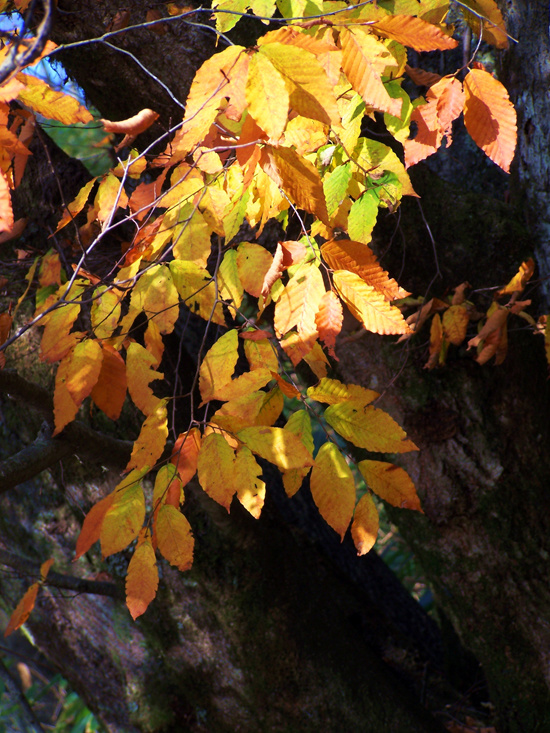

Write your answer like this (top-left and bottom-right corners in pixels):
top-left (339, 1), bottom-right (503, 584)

top-left (199, 329), bottom-right (239, 404)
top-left (333, 270), bottom-right (411, 335)
top-left (53, 350), bottom-right (80, 435)
top-left (460, 0), bottom-right (508, 49)
top-left (325, 402), bottom-right (418, 452)
top-left (235, 446), bottom-right (266, 518)
top-left (171, 428), bottom-right (202, 488)
top-left (321, 239), bottom-right (409, 301)
top-left (101, 470), bottom-right (146, 557)
top-left (90, 344), bottom-right (127, 420)
top-left (372, 14), bottom-right (458, 51)
top-left (126, 533), bottom-right (159, 620)
top-left (274, 262), bottom-right (325, 337)
top-left (464, 68), bottom-right (517, 173)
top-left (347, 190), bottom-right (379, 244)
top-left (351, 493), bottom-right (379, 556)
top-left (75, 492), bottom-right (116, 560)
top-left (125, 399), bottom-right (168, 473)
top-left (156, 505), bottom-right (194, 571)
top-left (0, 170), bottom-right (14, 233)
top-left (91, 286), bottom-right (122, 339)
top-left (315, 290), bottom-right (343, 358)
top-left (244, 338), bottom-right (279, 372)
top-left (153, 464), bottom-right (183, 510)
top-left (126, 342), bottom-right (164, 416)
top-left (246, 52), bottom-right (289, 141)
top-left (307, 377), bottom-right (378, 407)
top-left (497, 258), bottom-right (534, 296)
top-left (16, 73), bottom-right (92, 123)
top-left (442, 304), bottom-right (469, 345)
top-left (64, 339), bottom-right (103, 406)
top-left (40, 301), bottom-right (82, 363)
top-left (4, 583), bottom-right (39, 637)
top-left (310, 442), bottom-right (355, 541)
top-left (358, 460), bottom-right (422, 511)
top-left (238, 426), bottom-right (314, 470)
top-left (236, 241), bottom-right (274, 298)
top-left (197, 432), bottom-right (237, 510)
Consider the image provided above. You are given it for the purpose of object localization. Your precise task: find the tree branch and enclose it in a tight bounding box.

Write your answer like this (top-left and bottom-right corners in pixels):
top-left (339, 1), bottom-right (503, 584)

top-left (0, 0), bottom-right (53, 84)
top-left (0, 549), bottom-right (122, 599)
top-left (0, 432), bottom-right (73, 494)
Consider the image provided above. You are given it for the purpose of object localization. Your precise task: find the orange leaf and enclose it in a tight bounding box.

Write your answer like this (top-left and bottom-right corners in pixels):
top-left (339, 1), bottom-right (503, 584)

top-left (4, 583), bottom-right (40, 637)
top-left (310, 442), bottom-right (355, 541)
top-left (126, 342), bottom-right (164, 416)
top-left (54, 178), bottom-right (96, 234)
top-left (260, 145), bottom-right (330, 225)
top-left (442, 305), bottom-right (469, 346)
top-left (432, 76), bottom-right (465, 139)
top-left (261, 242), bottom-right (285, 297)
top-left (404, 97), bottom-right (443, 168)
top-left (351, 493), bottom-right (379, 556)
top-left (53, 351), bottom-right (80, 435)
top-left (497, 258), bottom-right (535, 296)
top-left (90, 344), bottom-right (127, 420)
top-left (373, 14), bottom-right (458, 51)
top-left (171, 428), bottom-right (202, 487)
top-left (321, 239), bottom-right (409, 301)
top-left (126, 399), bottom-right (168, 473)
top-left (270, 371), bottom-right (301, 398)
top-left (156, 505), bottom-right (194, 571)
top-left (126, 533), bottom-right (159, 620)
top-left (358, 460), bottom-right (423, 512)
top-left (100, 108), bottom-right (159, 135)
top-left (463, 68), bottom-right (517, 173)
top-left (405, 65), bottom-right (442, 87)
top-left (244, 338), bottom-right (278, 372)
top-left (0, 170), bottom-right (14, 233)
top-left (75, 492), bottom-right (116, 560)
top-left (424, 312), bottom-right (444, 370)
top-left (467, 305), bottom-right (508, 350)
top-left (315, 290), bottom-right (343, 358)
top-left (64, 339), bottom-right (103, 406)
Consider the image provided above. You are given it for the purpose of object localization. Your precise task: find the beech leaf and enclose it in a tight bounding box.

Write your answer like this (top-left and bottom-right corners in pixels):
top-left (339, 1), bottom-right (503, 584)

top-left (126, 533), bottom-right (159, 620)
top-left (358, 460), bottom-right (423, 512)
top-left (310, 442), bottom-right (356, 541)
top-left (351, 493), bottom-right (379, 556)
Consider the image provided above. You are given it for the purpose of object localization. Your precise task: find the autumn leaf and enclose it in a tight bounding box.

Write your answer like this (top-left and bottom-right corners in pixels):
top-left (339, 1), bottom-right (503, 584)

top-left (358, 460), bottom-right (422, 512)
top-left (16, 73), bottom-right (93, 124)
top-left (325, 402), bottom-right (418, 453)
top-left (372, 14), bottom-right (458, 51)
top-left (310, 442), bottom-right (355, 541)
top-left (237, 241), bottom-right (274, 298)
top-left (424, 312), bottom-right (444, 370)
top-left (0, 170), bottom-right (14, 233)
top-left (460, 0), bottom-right (509, 49)
top-left (197, 432), bottom-right (236, 510)
top-left (497, 258), bottom-right (534, 296)
top-left (199, 329), bottom-right (239, 404)
top-left (464, 68), bottom-right (517, 173)
top-left (91, 344), bottom-right (127, 420)
top-left (4, 583), bottom-right (40, 637)
top-left (75, 492), bottom-right (116, 560)
top-left (282, 409), bottom-right (313, 497)
top-left (126, 532), bottom-right (159, 620)
top-left (153, 464), bottom-right (184, 510)
top-left (274, 262), bottom-right (325, 337)
top-left (171, 428), bottom-right (202, 487)
top-left (125, 399), bottom-right (168, 473)
top-left (100, 108), bottom-right (159, 151)
top-left (442, 305), bottom-right (469, 346)
top-left (234, 446), bottom-right (266, 518)
top-left (246, 52), bottom-right (289, 141)
top-left (156, 505), bottom-right (194, 571)
top-left (351, 493), bottom-right (379, 556)
top-left (307, 377), bottom-right (378, 407)
top-left (244, 337), bottom-right (279, 372)
top-left (64, 339), bottom-right (103, 406)
top-left (261, 242), bottom-right (285, 297)
top-left (333, 270), bottom-right (411, 335)
top-left (237, 426), bottom-right (314, 470)
top-left (126, 342), bottom-right (164, 416)
top-left (101, 470), bottom-right (146, 557)
top-left (315, 290), bottom-right (343, 358)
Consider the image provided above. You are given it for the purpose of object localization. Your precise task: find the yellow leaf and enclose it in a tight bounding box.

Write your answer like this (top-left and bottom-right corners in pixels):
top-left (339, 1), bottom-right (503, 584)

top-left (101, 470), bottom-right (146, 557)
top-left (218, 249), bottom-right (244, 309)
top-left (244, 338), bottom-right (279, 372)
top-left (497, 258), bottom-right (535, 296)
top-left (340, 28), bottom-right (401, 116)
top-left (156, 505), bottom-right (194, 571)
top-left (310, 442), bottom-right (355, 541)
top-left (325, 402), bottom-right (418, 453)
top-left (95, 173), bottom-right (128, 224)
top-left (425, 312), bottom-right (444, 370)
top-left (274, 262), bottom-right (325, 337)
top-left (236, 241), bottom-right (274, 298)
top-left (280, 330), bottom-right (318, 366)
top-left (126, 342), bottom-right (164, 416)
top-left (40, 301), bottom-right (82, 363)
top-left (197, 432), bottom-right (237, 510)
top-left (237, 426), bottom-right (314, 470)
top-left (282, 409), bottom-right (313, 498)
top-left (322, 240), bottom-right (409, 301)
top-left (91, 286), bottom-right (122, 339)
top-left (442, 304), bottom-right (469, 345)
top-left (75, 492), bottom-right (116, 560)
top-left (358, 460), bottom-right (422, 512)
top-left (307, 377), bottom-right (378, 406)
top-left (212, 368), bottom-right (273, 403)
top-left (211, 391), bottom-right (268, 433)
top-left (261, 145), bottom-right (329, 225)
top-left (54, 178), bottom-right (96, 234)
top-left (372, 14), bottom-right (458, 51)
top-left (333, 270), bottom-right (411, 335)
top-left (199, 329), bottom-right (239, 404)
top-left (246, 52), bottom-right (289, 141)
top-left (255, 387), bottom-right (285, 426)
top-left (90, 344), bottom-right (127, 420)
top-left (53, 350), bottom-right (80, 435)
top-left (464, 68), bottom-right (517, 173)
top-left (126, 534), bottom-right (159, 620)
top-left (234, 446), bottom-right (266, 518)
top-left (169, 260), bottom-right (224, 325)
top-left (259, 42), bottom-right (340, 126)
top-left (64, 339), bottom-right (103, 406)
top-left (141, 264), bottom-right (179, 335)
top-left (16, 73), bottom-right (92, 124)
top-left (125, 399), bottom-right (168, 473)
top-left (351, 492), bottom-right (379, 556)
top-left (172, 206), bottom-right (212, 266)
top-left (4, 583), bottom-right (39, 637)
top-left (303, 340), bottom-right (330, 379)
top-left (153, 464), bottom-right (183, 510)
top-left (460, 0), bottom-right (508, 49)
top-left (353, 137), bottom-right (417, 197)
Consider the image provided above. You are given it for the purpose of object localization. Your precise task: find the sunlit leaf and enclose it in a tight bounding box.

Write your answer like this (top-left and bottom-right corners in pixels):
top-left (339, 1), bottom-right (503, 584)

top-left (351, 492), bottom-right (379, 556)
top-left (126, 532), bottom-right (159, 620)
top-left (358, 460), bottom-right (422, 512)
top-left (310, 442), bottom-right (355, 541)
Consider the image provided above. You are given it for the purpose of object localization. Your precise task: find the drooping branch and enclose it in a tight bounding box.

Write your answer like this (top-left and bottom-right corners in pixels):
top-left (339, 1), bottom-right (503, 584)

top-left (0, 431), bottom-right (73, 493)
top-left (0, 549), bottom-right (121, 599)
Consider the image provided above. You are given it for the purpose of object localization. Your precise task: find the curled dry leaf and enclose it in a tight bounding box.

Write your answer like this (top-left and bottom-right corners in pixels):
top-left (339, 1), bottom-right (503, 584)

top-left (100, 108), bottom-right (159, 151)
top-left (261, 242), bottom-right (285, 296)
